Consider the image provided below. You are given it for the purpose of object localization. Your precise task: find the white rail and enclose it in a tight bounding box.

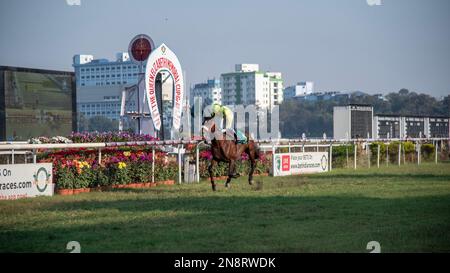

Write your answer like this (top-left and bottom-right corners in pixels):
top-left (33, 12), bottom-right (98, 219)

top-left (0, 137), bottom-right (447, 150)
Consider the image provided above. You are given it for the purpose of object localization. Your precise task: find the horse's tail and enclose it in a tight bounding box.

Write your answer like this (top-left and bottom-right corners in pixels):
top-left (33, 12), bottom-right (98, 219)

top-left (246, 133), bottom-right (260, 160)
top-left (255, 142), bottom-right (261, 159)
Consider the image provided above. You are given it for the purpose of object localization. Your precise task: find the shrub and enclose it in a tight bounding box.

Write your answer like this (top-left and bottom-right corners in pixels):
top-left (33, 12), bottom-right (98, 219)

top-left (421, 143), bottom-right (435, 161)
top-left (95, 167), bottom-right (110, 187)
top-left (55, 166), bottom-right (74, 189)
top-left (109, 162), bottom-right (131, 185)
top-left (130, 161), bottom-right (152, 183)
top-left (155, 161), bottom-right (178, 181)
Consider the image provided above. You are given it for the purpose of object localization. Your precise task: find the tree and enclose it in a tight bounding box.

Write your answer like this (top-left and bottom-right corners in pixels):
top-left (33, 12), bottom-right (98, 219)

top-left (399, 88), bottom-right (409, 95)
top-left (279, 89), bottom-right (448, 138)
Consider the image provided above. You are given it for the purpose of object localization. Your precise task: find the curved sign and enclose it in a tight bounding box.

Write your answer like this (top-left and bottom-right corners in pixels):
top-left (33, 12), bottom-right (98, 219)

top-left (145, 43), bottom-right (184, 131)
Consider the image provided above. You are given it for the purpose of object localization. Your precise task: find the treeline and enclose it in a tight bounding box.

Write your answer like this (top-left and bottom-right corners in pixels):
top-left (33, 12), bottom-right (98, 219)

top-left (280, 89), bottom-right (450, 138)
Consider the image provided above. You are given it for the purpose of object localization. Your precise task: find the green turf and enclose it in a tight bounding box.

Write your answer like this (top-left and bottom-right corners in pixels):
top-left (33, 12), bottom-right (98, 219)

top-left (1, 163), bottom-right (449, 253)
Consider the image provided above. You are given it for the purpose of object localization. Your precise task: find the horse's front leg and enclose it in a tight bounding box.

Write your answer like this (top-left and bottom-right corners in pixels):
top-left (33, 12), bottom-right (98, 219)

top-left (208, 159), bottom-right (217, 191)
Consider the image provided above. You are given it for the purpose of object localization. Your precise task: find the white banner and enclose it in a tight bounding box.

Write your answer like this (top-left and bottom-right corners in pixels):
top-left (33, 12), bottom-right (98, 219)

top-left (0, 163), bottom-right (53, 200)
top-left (145, 43), bottom-right (184, 131)
top-left (273, 152), bottom-right (329, 176)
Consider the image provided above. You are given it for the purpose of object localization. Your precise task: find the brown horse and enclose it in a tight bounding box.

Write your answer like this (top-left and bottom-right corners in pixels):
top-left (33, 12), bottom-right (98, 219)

top-left (202, 117), bottom-right (260, 191)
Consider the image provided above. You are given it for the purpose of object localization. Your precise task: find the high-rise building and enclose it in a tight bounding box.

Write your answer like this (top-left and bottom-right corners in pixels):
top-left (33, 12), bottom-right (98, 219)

top-left (220, 64), bottom-right (283, 109)
top-left (190, 78), bottom-right (221, 105)
top-left (284, 82), bottom-right (314, 99)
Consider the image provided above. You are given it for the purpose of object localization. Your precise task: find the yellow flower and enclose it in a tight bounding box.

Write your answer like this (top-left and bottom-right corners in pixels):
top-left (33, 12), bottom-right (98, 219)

top-left (118, 162), bottom-right (127, 169)
top-left (123, 151), bottom-right (131, 157)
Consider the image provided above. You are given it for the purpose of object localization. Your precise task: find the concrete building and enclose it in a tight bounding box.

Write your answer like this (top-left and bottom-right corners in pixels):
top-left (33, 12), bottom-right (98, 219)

top-left (284, 82), bottom-right (314, 99)
top-left (190, 78), bottom-right (221, 105)
top-left (373, 115), bottom-right (450, 139)
top-left (334, 106), bottom-right (450, 140)
top-left (73, 52), bottom-right (173, 128)
top-left (333, 104), bottom-right (374, 139)
top-left (220, 64), bottom-right (283, 109)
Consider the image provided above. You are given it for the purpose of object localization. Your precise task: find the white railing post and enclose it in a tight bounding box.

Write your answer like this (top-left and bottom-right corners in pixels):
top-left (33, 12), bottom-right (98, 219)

top-left (377, 144), bottom-right (380, 168)
top-left (196, 144), bottom-right (200, 183)
top-left (152, 147), bottom-right (155, 183)
top-left (417, 143), bottom-right (420, 165)
top-left (178, 144), bottom-right (183, 184)
top-left (354, 143), bottom-right (357, 169)
top-left (272, 142), bottom-right (276, 176)
top-left (435, 141), bottom-right (438, 164)
top-left (329, 143), bottom-right (333, 171)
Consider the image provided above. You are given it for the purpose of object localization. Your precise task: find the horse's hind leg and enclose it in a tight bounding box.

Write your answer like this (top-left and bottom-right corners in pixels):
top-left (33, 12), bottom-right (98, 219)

top-left (225, 160), bottom-right (237, 188)
top-left (208, 160), bottom-right (217, 191)
top-left (248, 158), bottom-right (256, 185)
top-left (248, 146), bottom-right (258, 185)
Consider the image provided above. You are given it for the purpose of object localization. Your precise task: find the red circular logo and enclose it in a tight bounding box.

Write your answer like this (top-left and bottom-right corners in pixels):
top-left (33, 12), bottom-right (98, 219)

top-left (128, 34), bottom-right (155, 63)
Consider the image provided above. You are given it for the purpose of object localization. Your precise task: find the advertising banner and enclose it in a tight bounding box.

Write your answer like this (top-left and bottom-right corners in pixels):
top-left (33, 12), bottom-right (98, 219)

top-left (0, 163), bottom-right (53, 200)
top-left (273, 152), bottom-right (329, 176)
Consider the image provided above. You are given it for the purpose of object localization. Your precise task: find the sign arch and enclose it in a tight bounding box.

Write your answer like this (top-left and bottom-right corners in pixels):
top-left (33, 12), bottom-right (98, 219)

top-left (145, 43), bottom-right (184, 132)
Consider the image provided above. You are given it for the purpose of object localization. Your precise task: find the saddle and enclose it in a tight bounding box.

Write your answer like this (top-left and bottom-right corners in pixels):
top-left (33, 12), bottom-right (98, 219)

top-left (223, 129), bottom-right (247, 144)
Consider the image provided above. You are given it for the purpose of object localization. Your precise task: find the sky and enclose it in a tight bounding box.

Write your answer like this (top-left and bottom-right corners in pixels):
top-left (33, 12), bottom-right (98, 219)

top-left (0, 0), bottom-right (449, 97)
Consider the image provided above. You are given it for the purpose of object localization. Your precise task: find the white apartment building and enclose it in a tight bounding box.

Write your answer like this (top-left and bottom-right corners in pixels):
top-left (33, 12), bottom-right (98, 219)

top-left (190, 78), bottom-right (222, 105)
top-left (220, 64), bottom-right (283, 109)
top-left (284, 82), bottom-right (314, 99)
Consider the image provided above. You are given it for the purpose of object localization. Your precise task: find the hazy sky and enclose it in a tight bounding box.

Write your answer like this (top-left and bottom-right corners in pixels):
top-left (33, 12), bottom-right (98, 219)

top-left (1, 0), bottom-right (449, 97)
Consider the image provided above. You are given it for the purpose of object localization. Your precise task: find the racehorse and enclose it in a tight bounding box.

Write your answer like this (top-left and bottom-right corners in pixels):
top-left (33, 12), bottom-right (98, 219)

top-left (202, 116), bottom-right (260, 191)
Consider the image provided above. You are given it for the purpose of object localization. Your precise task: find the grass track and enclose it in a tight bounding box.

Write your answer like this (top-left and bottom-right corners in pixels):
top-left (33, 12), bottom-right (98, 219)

top-left (0, 163), bottom-right (449, 253)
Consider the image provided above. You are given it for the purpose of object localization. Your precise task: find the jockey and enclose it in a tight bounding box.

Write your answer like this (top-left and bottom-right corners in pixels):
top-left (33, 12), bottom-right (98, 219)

top-left (211, 103), bottom-right (234, 135)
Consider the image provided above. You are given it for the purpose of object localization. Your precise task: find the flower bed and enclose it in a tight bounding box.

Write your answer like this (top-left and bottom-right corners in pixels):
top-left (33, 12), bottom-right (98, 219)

top-left (40, 146), bottom-right (178, 194)
top-left (34, 132), bottom-right (272, 193)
